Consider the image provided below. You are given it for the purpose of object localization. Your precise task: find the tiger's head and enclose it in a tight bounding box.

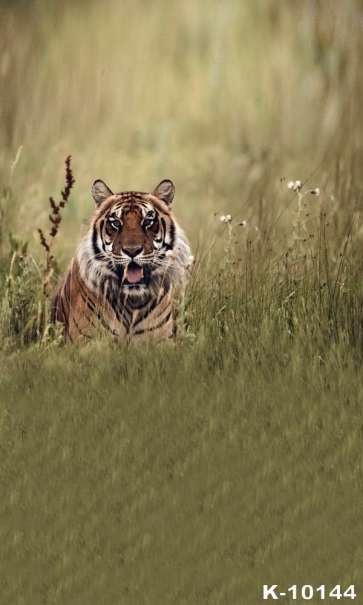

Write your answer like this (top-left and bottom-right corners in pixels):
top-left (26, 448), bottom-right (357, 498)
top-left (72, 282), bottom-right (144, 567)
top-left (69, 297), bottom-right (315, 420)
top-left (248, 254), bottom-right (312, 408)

top-left (77, 179), bottom-right (192, 300)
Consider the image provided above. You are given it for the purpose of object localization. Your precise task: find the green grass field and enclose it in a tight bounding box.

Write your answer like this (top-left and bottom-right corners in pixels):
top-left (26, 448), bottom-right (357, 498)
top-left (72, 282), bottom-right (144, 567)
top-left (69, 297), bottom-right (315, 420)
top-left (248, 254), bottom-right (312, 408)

top-left (1, 1), bottom-right (363, 603)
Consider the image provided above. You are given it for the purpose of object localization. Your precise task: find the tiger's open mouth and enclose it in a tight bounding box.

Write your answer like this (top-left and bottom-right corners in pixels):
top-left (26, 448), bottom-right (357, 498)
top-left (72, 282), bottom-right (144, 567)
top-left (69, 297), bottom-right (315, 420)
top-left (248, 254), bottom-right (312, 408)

top-left (124, 261), bottom-right (145, 287)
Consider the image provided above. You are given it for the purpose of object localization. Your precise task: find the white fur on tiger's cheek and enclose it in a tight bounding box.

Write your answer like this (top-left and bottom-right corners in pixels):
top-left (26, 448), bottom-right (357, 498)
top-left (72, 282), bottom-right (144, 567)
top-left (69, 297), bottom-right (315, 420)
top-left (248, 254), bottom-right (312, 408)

top-left (164, 232), bottom-right (172, 246)
top-left (165, 250), bottom-right (174, 259)
top-left (153, 239), bottom-right (163, 250)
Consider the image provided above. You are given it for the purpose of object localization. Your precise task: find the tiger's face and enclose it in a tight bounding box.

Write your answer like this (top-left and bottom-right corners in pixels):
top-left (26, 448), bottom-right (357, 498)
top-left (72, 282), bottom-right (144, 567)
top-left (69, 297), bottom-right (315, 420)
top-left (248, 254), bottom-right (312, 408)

top-left (78, 179), bottom-right (190, 299)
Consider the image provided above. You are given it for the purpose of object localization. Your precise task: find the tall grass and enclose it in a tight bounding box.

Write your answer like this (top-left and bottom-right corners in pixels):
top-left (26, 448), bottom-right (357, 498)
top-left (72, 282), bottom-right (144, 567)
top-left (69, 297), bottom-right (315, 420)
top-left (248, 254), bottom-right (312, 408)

top-left (1, 1), bottom-right (363, 603)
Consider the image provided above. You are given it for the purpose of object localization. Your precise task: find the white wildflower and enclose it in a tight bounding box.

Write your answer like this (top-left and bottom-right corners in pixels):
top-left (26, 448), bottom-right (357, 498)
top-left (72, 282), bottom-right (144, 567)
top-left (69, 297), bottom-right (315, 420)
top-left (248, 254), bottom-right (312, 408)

top-left (287, 180), bottom-right (303, 192)
top-left (310, 188), bottom-right (320, 195)
top-left (238, 221), bottom-right (247, 227)
top-left (220, 214), bottom-right (232, 224)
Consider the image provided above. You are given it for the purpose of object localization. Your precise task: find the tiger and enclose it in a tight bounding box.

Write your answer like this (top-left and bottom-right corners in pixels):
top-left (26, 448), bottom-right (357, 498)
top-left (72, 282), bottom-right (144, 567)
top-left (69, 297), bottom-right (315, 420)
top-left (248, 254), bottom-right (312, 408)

top-left (51, 178), bottom-right (192, 342)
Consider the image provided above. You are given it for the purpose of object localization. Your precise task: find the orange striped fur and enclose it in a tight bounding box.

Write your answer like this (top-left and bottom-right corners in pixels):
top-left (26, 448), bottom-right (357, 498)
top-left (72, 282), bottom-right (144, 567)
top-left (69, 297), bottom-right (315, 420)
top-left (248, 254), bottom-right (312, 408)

top-left (52, 179), bottom-right (192, 342)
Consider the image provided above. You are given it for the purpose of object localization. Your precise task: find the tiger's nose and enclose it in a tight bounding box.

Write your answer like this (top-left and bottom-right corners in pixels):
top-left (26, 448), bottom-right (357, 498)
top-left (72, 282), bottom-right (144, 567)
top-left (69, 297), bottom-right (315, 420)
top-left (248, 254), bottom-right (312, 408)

top-left (122, 245), bottom-right (143, 258)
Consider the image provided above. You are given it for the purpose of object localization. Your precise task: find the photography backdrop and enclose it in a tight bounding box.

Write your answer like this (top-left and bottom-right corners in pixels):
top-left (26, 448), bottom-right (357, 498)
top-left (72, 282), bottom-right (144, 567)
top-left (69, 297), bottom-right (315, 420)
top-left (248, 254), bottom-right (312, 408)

top-left (1, 1), bottom-right (363, 603)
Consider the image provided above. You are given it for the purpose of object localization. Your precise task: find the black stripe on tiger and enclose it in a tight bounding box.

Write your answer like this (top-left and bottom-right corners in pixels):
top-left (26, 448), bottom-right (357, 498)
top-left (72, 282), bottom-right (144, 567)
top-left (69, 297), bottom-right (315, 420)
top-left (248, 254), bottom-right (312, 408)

top-left (134, 310), bottom-right (172, 336)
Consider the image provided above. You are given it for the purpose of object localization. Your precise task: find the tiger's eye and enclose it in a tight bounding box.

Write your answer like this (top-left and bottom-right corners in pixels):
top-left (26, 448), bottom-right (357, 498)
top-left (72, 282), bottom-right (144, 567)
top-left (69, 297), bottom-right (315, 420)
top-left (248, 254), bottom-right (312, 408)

top-left (110, 219), bottom-right (121, 230)
top-left (144, 211), bottom-right (155, 227)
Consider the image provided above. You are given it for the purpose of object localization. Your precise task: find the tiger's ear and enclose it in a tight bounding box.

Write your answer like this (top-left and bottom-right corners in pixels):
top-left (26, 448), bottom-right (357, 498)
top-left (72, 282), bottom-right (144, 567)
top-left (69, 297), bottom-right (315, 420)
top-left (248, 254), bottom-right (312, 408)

top-left (152, 179), bottom-right (175, 207)
top-left (92, 180), bottom-right (113, 206)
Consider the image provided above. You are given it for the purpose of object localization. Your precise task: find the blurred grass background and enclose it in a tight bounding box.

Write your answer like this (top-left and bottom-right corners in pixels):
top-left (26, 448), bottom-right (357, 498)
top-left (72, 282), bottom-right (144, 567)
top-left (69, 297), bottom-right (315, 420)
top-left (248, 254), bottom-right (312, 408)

top-left (1, 0), bottom-right (363, 255)
top-left (1, 0), bottom-right (363, 603)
